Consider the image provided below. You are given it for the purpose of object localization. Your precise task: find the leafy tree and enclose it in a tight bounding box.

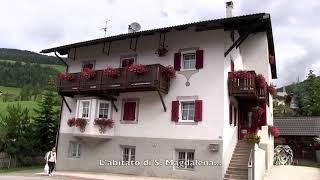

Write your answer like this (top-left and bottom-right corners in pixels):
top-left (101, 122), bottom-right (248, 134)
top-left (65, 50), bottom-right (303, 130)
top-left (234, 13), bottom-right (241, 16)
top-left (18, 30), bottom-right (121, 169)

top-left (33, 90), bottom-right (58, 153)
top-left (0, 104), bottom-right (36, 166)
top-left (301, 70), bottom-right (320, 116)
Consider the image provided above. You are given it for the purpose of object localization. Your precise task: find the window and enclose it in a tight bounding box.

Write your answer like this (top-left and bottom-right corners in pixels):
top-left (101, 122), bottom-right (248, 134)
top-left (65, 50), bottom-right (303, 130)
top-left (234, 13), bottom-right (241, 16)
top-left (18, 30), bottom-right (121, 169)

top-left (98, 101), bottom-right (111, 118)
top-left (122, 100), bottom-right (138, 121)
top-left (68, 142), bottom-right (81, 158)
top-left (79, 100), bottom-right (90, 119)
top-left (122, 146), bottom-right (135, 162)
top-left (121, 58), bottom-right (135, 68)
top-left (82, 61), bottom-right (95, 70)
top-left (182, 52), bottom-right (196, 70)
top-left (180, 101), bottom-right (195, 122)
top-left (176, 150), bottom-right (195, 170)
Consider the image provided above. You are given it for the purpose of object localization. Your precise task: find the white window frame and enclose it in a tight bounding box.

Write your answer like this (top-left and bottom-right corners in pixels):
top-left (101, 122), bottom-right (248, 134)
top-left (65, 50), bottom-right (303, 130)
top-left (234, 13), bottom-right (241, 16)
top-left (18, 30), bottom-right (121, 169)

top-left (78, 100), bottom-right (91, 120)
top-left (179, 100), bottom-right (196, 123)
top-left (181, 50), bottom-right (196, 70)
top-left (176, 149), bottom-right (195, 170)
top-left (121, 146), bottom-right (136, 162)
top-left (69, 142), bottom-right (81, 158)
top-left (97, 100), bottom-right (112, 119)
top-left (121, 99), bottom-right (139, 122)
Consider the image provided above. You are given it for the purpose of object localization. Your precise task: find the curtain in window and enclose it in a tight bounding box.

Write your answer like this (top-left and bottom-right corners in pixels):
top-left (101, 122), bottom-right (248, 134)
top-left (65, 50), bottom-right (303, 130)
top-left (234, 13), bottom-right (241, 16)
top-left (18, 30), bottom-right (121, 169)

top-left (123, 102), bottom-right (136, 121)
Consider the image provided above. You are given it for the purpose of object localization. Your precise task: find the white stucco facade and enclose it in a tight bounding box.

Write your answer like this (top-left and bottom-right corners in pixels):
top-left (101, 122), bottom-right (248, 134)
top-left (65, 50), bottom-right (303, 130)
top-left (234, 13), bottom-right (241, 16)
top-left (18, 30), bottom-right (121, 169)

top-left (54, 19), bottom-right (275, 180)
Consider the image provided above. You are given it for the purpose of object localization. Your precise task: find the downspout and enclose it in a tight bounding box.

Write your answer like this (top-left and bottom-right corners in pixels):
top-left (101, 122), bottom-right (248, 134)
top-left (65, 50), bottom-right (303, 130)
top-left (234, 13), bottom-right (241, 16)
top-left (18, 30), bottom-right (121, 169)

top-left (54, 51), bottom-right (69, 159)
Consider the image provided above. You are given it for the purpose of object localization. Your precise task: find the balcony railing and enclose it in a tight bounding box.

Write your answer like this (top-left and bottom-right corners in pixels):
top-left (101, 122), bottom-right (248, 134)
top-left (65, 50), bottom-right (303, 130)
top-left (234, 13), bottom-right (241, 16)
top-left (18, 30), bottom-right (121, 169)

top-left (228, 71), bottom-right (267, 99)
top-left (58, 64), bottom-right (170, 96)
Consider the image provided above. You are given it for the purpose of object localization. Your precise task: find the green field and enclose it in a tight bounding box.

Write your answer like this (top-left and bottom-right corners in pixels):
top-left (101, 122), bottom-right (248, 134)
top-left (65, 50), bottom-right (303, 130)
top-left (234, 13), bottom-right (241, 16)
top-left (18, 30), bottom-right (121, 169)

top-left (0, 85), bottom-right (21, 96)
top-left (0, 59), bottom-right (65, 72)
top-left (0, 100), bottom-right (39, 116)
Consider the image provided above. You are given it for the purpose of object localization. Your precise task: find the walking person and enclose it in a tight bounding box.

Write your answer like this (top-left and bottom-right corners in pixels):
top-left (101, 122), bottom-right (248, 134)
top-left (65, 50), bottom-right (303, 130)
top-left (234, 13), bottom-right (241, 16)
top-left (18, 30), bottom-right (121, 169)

top-left (46, 147), bottom-right (57, 176)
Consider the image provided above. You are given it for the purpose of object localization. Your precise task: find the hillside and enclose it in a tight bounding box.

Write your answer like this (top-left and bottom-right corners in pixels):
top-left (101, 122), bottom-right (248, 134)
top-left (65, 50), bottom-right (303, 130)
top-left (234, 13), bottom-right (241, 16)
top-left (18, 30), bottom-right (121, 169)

top-left (0, 48), bottom-right (63, 65)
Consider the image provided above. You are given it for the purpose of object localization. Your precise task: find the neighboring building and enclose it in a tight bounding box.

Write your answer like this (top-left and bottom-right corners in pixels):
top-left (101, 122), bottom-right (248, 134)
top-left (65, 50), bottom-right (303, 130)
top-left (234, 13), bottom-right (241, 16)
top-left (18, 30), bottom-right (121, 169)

top-left (41, 2), bottom-right (277, 180)
top-left (274, 117), bottom-right (320, 163)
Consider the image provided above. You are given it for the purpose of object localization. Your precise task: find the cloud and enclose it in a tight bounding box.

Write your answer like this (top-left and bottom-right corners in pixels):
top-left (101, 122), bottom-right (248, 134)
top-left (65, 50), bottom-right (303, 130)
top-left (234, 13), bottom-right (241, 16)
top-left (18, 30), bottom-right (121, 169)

top-left (0, 0), bottom-right (319, 87)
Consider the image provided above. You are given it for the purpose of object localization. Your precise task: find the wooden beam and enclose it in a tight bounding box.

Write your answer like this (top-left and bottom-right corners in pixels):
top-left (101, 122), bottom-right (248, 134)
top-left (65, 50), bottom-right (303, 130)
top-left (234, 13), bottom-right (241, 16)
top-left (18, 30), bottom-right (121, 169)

top-left (157, 90), bottom-right (167, 112)
top-left (111, 100), bottom-right (118, 112)
top-left (61, 96), bottom-right (72, 113)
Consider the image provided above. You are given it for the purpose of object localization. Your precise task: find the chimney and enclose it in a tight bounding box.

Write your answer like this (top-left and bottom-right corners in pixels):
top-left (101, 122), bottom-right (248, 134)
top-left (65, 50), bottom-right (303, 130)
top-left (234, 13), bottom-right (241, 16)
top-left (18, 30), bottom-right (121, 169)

top-left (226, 1), bottom-right (233, 18)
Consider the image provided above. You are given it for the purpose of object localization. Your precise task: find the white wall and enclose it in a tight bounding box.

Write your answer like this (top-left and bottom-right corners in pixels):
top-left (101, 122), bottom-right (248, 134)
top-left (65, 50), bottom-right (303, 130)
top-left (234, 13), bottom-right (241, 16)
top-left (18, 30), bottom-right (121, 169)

top-left (60, 28), bottom-right (225, 140)
top-left (222, 31), bottom-right (243, 173)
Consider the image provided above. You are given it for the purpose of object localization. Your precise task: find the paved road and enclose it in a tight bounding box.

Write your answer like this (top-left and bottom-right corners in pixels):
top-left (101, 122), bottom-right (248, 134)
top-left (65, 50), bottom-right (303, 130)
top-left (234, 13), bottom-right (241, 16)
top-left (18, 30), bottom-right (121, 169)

top-left (264, 165), bottom-right (320, 180)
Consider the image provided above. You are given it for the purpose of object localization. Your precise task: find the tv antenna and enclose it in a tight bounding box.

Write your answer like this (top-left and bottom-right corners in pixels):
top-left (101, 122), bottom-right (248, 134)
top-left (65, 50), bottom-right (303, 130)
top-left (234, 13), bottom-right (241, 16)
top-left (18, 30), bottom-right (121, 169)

top-left (100, 19), bottom-right (111, 37)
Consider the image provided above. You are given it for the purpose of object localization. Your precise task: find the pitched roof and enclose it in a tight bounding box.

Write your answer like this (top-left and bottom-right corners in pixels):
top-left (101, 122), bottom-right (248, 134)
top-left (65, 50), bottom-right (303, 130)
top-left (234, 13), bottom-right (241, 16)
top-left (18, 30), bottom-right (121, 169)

top-left (274, 117), bottom-right (320, 136)
top-left (40, 13), bottom-right (277, 78)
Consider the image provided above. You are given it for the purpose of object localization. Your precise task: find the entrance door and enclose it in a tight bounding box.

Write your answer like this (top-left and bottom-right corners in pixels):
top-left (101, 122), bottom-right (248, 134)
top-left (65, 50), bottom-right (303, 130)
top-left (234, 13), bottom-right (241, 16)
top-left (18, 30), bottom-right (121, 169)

top-left (239, 107), bottom-right (256, 139)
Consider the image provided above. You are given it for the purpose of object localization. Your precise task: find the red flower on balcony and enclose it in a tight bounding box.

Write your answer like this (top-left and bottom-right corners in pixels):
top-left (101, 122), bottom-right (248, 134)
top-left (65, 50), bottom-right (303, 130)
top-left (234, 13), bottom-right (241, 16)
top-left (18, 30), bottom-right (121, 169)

top-left (268, 125), bottom-right (280, 137)
top-left (155, 47), bottom-right (168, 57)
top-left (80, 68), bottom-right (96, 80)
top-left (255, 74), bottom-right (267, 89)
top-left (75, 118), bottom-right (87, 132)
top-left (245, 133), bottom-right (261, 145)
top-left (94, 118), bottom-right (114, 133)
top-left (229, 70), bottom-right (251, 80)
top-left (162, 65), bottom-right (176, 78)
top-left (67, 118), bottom-right (76, 127)
top-left (268, 84), bottom-right (277, 97)
top-left (103, 67), bottom-right (121, 78)
top-left (58, 73), bottom-right (74, 81)
top-left (128, 64), bottom-right (148, 74)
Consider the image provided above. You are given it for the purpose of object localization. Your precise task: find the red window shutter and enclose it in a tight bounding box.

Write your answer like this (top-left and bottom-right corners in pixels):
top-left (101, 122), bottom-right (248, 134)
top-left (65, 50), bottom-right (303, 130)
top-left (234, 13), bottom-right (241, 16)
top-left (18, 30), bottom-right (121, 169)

top-left (171, 101), bottom-right (179, 122)
top-left (195, 50), bottom-right (204, 69)
top-left (231, 60), bottom-right (234, 72)
top-left (123, 102), bottom-right (136, 121)
top-left (194, 100), bottom-right (202, 122)
top-left (229, 104), bottom-right (233, 125)
top-left (233, 106), bottom-right (237, 126)
top-left (174, 53), bottom-right (181, 71)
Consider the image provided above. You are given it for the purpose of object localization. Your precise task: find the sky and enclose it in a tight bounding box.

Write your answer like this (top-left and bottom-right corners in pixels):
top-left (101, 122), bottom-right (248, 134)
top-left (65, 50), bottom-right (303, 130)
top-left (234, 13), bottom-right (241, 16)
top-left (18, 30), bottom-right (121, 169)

top-left (0, 0), bottom-right (319, 86)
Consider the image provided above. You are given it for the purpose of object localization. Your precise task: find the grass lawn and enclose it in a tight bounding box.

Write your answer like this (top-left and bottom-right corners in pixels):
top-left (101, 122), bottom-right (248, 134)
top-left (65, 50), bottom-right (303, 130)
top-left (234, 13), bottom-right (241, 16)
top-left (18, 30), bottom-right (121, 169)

top-left (0, 165), bottom-right (42, 174)
top-left (0, 101), bottom-right (39, 116)
top-left (0, 59), bottom-right (65, 72)
top-left (0, 85), bottom-right (21, 96)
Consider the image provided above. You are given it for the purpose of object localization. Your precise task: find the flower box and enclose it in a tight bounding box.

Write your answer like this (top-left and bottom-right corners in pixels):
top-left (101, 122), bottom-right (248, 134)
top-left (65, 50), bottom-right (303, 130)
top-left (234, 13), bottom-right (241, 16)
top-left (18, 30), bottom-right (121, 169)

top-left (80, 68), bottom-right (96, 80)
top-left (67, 118), bottom-right (76, 127)
top-left (255, 74), bottom-right (267, 89)
top-left (75, 118), bottom-right (87, 132)
top-left (162, 65), bottom-right (176, 78)
top-left (103, 67), bottom-right (121, 78)
top-left (268, 84), bottom-right (276, 97)
top-left (245, 133), bottom-right (261, 145)
top-left (229, 70), bottom-right (251, 80)
top-left (268, 125), bottom-right (280, 137)
top-left (94, 118), bottom-right (114, 133)
top-left (58, 73), bottom-right (74, 81)
top-left (128, 64), bottom-right (148, 74)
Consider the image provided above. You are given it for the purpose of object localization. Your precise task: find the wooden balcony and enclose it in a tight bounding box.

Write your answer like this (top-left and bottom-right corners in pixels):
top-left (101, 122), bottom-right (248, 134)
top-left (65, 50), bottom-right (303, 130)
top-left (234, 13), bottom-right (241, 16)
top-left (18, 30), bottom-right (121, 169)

top-left (228, 71), bottom-right (267, 100)
top-left (58, 64), bottom-right (170, 97)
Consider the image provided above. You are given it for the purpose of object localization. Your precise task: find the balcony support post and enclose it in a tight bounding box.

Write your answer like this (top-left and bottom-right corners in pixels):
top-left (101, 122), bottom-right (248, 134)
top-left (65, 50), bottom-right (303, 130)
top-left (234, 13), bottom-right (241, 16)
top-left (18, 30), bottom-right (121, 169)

top-left (111, 100), bottom-right (118, 112)
top-left (61, 96), bottom-right (72, 113)
top-left (157, 90), bottom-right (167, 112)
